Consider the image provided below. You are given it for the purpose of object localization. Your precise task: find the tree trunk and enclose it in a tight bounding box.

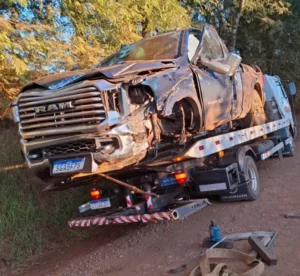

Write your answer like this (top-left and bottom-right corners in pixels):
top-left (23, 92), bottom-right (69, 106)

top-left (266, 44), bottom-right (275, 75)
top-left (229, 0), bottom-right (245, 52)
top-left (141, 18), bottom-right (149, 38)
top-left (217, 1), bottom-right (225, 36)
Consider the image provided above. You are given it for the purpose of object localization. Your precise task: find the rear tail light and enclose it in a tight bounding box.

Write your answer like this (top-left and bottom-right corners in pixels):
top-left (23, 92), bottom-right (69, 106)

top-left (90, 188), bottom-right (101, 200)
top-left (175, 169), bottom-right (188, 185)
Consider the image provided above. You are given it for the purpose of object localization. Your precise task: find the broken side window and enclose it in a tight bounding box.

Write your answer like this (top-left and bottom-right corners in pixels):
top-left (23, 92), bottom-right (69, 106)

top-left (188, 34), bottom-right (201, 61)
top-left (201, 29), bottom-right (224, 60)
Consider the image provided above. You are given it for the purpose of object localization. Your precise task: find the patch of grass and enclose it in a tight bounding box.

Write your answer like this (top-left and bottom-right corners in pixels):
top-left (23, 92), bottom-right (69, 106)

top-left (0, 125), bottom-right (90, 267)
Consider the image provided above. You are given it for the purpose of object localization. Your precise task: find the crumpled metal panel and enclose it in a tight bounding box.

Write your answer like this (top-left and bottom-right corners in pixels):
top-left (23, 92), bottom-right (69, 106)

top-left (20, 61), bottom-right (177, 91)
top-left (142, 67), bottom-right (200, 115)
top-left (239, 64), bottom-right (264, 119)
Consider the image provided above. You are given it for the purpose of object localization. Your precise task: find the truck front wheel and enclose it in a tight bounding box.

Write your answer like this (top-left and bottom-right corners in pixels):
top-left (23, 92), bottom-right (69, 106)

top-left (244, 156), bottom-right (260, 200)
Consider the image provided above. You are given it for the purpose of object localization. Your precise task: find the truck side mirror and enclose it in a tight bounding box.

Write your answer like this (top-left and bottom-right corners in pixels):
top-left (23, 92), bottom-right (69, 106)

top-left (288, 82), bottom-right (297, 96)
top-left (200, 57), bottom-right (231, 75)
top-left (200, 53), bottom-right (242, 76)
top-left (225, 53), bottom-right (242, 76)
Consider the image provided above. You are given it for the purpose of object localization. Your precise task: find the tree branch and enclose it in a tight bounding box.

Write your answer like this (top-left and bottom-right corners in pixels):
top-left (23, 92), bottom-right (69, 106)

top-left (229, 0), bottom-right (245, 52)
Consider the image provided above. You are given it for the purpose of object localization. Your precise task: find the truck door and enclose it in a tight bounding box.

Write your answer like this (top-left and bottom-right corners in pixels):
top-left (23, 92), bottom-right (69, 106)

top-left (192, 26), bottom-right (233, 130)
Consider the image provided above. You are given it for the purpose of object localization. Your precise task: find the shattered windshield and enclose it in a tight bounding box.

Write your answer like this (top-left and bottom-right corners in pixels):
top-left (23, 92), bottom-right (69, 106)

top-left (97, 31), bottom-right (182, 67)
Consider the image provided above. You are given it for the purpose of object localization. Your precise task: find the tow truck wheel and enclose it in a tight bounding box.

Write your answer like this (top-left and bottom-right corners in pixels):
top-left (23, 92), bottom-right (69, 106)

top-left (240, 90), bottom-right (266, 127)
top-left (244, 156), bottom-right (260, 200)
top-left (285, 139), bottom-right (295, 157)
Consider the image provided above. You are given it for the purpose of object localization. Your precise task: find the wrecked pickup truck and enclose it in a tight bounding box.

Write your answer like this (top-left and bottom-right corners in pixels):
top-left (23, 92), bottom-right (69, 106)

top-left (11, 25), bottom-right (266, 189)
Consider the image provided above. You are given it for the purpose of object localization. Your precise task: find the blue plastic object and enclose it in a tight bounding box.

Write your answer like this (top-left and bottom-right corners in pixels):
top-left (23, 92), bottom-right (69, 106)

top-left (209, 219), bottom-right (222, 242)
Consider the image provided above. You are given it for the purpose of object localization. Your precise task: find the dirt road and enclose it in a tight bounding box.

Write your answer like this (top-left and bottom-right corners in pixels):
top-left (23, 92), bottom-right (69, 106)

top-left (22, 135), bottom-right (300, 276)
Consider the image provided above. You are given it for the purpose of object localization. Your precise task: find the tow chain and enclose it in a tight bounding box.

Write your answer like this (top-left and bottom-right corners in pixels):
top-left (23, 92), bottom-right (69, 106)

top-left (0, 164), bottom-right (25, 172)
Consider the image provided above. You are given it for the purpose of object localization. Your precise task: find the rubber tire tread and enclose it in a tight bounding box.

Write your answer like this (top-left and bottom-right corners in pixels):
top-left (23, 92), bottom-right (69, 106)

top-left (244, 156), bottom-right (260, 201)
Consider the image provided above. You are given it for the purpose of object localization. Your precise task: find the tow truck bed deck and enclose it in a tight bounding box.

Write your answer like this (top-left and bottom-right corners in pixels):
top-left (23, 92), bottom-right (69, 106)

top-left (67, 74), bottom-right (296, 228)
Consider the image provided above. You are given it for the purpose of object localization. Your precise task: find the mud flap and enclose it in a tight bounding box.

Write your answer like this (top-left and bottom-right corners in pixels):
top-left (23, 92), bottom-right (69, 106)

top-left (219, 185), bottom-right (250, 201)
top-left (221, 155), bottom-right (259, 201)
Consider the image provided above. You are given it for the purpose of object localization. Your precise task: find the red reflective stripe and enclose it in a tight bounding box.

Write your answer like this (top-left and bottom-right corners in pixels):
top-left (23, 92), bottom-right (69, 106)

top-left (92, 218), bottom-right (100, 225)
top-left (114, 217), bottom-right (124, 224)
top-left (141, 214), bottom-right (151, 223)
top-left (128, 215), bottom-right (139, 222)
top-left (152, 213), bottom-right (163, 221)
top-left (146, 195), bottom-right (153, 210)
top-left (162, 212), bottom-right (171, 220)
top-left (126, 195), bottom-right (133, 207)
top-left (215, 140), bottom-right (220, 145)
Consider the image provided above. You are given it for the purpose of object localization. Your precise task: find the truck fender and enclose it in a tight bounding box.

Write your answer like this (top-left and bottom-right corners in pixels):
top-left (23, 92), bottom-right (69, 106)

top-left (236, 146), bottom-right (257, 173)
top-left (164, 95), bottom-right (202, 127)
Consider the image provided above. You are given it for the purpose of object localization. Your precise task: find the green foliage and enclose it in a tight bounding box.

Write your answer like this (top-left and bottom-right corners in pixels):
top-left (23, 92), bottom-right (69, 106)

top-left (1, 0), bottom-right (300, 109)
top-left (236, 0), bottom-right (293, 77)
top-left (0, 0), bottom-right (190, 109)
top-left (0, 126), bottom-right (90, 266)
top-left (185, 0), bottom-right (300, 93)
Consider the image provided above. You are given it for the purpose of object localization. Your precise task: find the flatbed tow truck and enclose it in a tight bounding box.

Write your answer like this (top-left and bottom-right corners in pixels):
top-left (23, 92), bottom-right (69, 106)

top-left (68, 75), bottom-right (297, 228)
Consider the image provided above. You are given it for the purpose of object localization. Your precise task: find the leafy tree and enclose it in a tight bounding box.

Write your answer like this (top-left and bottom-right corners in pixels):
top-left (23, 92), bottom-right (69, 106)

top-left (1, 0), bottom-right (300, 113)
top-left (185, 0), bottom-right (290, 52)
top-left (61, 0), bottom-right (190, 51)
top-left (0, 0), bottom-right (190, 111)
top-left (0, 1), bottom-right (66, 101)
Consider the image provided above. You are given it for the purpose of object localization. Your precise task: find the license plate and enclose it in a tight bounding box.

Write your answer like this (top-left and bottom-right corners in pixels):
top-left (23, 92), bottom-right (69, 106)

top-left (52, 158), bottom-right (85, 174)
top-left (160, 177), bottom-right (176, 187)
top-left (90, 198), bottom-right (111, 210)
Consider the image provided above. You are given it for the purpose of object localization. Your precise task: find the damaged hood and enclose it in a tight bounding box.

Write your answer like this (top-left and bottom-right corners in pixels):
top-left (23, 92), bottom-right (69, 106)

top-left (21, 60), bottom-right (177, 91)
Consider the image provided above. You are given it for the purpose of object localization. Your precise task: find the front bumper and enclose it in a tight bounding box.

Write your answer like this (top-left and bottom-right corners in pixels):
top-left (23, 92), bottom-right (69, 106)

top-left (22, 122), bottom-right (150, 179)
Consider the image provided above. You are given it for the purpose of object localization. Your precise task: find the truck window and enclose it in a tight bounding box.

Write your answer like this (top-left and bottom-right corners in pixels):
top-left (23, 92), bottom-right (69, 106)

top-left (279, 83), bottom-right (288, 98)
top-left (201, 28), bottom-right (224, 60)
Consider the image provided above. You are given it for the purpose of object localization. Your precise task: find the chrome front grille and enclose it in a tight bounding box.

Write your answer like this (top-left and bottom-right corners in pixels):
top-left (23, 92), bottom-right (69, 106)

top-left (17, 82), bottom-right (106, 139)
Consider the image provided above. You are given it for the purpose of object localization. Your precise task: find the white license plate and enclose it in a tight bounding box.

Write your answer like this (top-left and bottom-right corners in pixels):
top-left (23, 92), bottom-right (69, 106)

top-left (52, 158), bottom-right (85, 174)
top-left (90, 198), bottom-right (111, 210)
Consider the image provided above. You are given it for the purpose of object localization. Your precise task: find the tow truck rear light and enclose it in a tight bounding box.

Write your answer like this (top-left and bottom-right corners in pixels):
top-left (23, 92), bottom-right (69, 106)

top-left (90, 188), bottom-right (101, 200)
top-left (175, 169), bottom-right (188, 185)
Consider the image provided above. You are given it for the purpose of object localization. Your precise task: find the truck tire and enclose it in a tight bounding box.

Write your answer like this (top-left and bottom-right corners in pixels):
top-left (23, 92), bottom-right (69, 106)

top-left (240, 90), bottom-right (266, 128)
top-left (284, 130), bottom-right (295, 157)
top-left (243, 156), bottom-right (260, 200)
top-left (285, 141), bottom-right (295, 157)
